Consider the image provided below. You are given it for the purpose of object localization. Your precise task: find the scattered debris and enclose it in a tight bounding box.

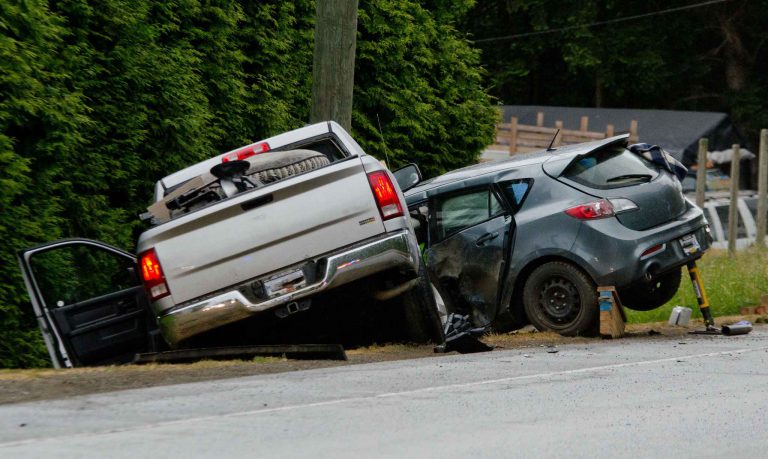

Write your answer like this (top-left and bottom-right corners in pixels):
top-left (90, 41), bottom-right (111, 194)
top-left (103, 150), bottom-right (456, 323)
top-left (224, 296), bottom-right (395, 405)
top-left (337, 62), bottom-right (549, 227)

top-left (668, 306), bottom-right (692, 326)
top-left (722, 320), bottom-right (753, 336)
top-left (648, 330), bottom-right (661, 336)
top-left (546, 349), bottom-right (559, 354)
top-left (434, 314), bottom-right (493, 354)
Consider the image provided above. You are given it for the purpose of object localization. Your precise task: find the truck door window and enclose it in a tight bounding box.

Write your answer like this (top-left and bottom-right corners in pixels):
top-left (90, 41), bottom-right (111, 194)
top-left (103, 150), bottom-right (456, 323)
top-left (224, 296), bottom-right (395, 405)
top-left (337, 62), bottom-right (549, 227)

top-left (29, 245), bottom-right (136, 307)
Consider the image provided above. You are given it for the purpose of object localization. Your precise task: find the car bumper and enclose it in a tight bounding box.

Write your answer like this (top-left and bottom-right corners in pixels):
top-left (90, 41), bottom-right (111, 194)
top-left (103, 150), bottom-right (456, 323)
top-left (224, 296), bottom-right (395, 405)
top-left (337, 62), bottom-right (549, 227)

top-left (157, 230), bottom-right (420, 346)
top-left (571, 203), bottom-right (711, 287)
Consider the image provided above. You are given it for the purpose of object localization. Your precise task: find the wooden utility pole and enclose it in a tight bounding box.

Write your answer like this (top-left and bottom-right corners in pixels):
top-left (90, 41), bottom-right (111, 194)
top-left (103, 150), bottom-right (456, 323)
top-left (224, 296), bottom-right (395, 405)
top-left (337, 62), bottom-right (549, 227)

top-left (310, 0), bottom-right (359, 131)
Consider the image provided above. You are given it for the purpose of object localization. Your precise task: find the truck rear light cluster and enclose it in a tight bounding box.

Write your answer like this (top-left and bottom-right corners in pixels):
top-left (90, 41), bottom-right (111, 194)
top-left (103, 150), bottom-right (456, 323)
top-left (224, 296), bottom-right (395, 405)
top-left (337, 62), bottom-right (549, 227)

top-left (564, 199), bottom-right (615, 220)
top-left (367, 171), bottom-right (404, 220)
top-left (139, 248), bottom-right (171, 301)
top-left (222, 142), bottom-right (270, 163)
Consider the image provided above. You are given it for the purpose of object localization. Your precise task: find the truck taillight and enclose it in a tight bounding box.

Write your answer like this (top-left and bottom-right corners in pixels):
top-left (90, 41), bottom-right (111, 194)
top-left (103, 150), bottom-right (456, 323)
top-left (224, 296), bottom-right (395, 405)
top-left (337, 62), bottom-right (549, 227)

top-left (139, 248), bottom-right (170, 301)
top-left (222, 142), bottom-right (270, 163)
top-left (368, 171), bottom-right (403, 220)
top-left (564, 199), bottom-right (615, 220)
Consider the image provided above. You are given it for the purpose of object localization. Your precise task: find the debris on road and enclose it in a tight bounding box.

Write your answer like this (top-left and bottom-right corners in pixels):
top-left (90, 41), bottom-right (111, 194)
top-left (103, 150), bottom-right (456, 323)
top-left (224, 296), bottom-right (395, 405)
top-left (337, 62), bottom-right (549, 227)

top-left (722, 320), bottom-right (752, 336)
top-left (668, 306), bottom-right (692, 326)
top-left (434, 313), bottom-right (493, 354)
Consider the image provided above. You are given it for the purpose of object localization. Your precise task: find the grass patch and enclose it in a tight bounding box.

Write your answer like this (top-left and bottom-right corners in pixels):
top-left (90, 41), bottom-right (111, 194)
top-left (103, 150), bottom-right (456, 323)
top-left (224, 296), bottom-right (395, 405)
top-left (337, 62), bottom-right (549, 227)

top-left (626, 246), bottom-right (768, 323)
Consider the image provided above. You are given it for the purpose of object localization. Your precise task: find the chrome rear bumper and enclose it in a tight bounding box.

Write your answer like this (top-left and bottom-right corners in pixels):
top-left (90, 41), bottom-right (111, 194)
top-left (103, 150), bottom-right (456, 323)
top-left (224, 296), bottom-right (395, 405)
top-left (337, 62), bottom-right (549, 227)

top-left (157, 231), bottom-right (419, 345)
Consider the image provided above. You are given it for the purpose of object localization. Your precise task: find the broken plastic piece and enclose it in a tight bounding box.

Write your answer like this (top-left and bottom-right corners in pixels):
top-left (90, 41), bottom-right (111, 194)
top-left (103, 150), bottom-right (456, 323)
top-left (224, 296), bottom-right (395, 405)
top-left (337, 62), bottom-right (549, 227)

top-left (434, 313), bottom-right (493, 354)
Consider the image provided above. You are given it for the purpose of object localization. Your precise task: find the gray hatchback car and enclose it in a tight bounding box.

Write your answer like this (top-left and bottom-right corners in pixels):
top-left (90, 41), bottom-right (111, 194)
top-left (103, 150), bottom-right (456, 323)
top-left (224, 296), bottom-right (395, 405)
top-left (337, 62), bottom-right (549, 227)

top-left (402, 134), bottom-right (710, 336)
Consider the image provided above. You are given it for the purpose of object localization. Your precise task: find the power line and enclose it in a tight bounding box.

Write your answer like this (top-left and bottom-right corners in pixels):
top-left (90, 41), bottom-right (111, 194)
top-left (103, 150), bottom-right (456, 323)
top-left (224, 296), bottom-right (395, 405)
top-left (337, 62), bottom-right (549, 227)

top-left (473, 0), bottom-right (730, 43)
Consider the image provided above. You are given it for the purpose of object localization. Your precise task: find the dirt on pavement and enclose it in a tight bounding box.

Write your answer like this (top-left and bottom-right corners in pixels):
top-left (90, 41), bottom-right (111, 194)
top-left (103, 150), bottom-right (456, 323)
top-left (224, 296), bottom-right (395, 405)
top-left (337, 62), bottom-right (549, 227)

top-left (1, 317), bottom-right (759, 405)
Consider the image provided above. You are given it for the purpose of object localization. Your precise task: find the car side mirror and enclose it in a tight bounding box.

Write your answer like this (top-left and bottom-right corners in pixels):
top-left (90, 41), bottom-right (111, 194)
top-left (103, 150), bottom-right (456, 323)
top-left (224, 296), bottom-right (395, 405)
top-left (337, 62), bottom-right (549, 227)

top-left (393, 164), bottom-right (422, 192)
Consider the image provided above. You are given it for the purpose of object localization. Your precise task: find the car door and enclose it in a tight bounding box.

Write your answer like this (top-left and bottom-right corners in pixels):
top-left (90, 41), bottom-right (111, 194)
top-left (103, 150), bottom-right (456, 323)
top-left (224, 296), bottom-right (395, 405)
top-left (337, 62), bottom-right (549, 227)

top-left (424, 186), bottom-right (515, 327)
top-left (18, 239), bottom-right (164, 368)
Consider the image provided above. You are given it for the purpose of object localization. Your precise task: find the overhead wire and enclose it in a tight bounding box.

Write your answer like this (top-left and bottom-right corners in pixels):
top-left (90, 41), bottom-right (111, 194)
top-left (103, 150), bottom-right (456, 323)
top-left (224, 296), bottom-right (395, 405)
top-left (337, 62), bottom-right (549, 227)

top-left (473, 0), bottom-right (731, 43)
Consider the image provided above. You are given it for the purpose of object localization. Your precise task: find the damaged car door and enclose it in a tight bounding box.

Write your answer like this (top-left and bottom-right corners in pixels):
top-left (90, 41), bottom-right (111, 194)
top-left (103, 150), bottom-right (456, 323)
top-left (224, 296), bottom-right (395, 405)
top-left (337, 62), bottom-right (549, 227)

top-left (424, 186), bottom-right (515, 327)
top-left (17, 239), bottom-right (163, 368)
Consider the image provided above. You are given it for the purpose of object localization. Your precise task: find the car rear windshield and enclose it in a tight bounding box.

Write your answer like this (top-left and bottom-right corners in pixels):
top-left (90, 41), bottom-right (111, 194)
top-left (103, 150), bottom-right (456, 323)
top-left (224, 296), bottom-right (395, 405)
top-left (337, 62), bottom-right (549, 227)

top-left (562, 147), bottom-right (659, 189)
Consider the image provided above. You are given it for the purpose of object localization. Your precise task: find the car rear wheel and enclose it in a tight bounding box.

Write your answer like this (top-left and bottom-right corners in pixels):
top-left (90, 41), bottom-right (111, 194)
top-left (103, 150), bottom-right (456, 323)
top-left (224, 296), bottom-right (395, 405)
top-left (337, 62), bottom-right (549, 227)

top-left (619, 268), bottom-right (682, 311)
top-left (522, 261), bottom-right (598, 336)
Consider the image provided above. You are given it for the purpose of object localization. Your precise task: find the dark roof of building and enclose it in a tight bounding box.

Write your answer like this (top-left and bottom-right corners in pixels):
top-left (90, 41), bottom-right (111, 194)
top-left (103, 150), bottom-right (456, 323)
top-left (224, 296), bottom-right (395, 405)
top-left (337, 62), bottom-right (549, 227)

top-left (500, 105), bottom-right (747, 165)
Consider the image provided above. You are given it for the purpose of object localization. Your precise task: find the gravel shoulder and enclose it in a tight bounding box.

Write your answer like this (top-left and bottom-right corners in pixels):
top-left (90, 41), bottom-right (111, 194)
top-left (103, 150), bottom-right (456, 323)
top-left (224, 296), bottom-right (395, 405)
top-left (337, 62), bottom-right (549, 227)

top-left (1, 317), bottom-right (758, 405)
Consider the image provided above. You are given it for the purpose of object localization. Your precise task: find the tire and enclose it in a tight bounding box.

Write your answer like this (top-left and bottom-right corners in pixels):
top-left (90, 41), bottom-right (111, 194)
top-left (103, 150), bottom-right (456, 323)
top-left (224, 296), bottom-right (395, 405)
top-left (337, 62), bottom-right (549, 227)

top-left (399, 265), bottom-right (446, 344)
top-left (522, 261), bottom-right (598, 336)
top-left (619, 268), bottom-right (682, 311)
top-left (245, 149), bottom-right (330, 184)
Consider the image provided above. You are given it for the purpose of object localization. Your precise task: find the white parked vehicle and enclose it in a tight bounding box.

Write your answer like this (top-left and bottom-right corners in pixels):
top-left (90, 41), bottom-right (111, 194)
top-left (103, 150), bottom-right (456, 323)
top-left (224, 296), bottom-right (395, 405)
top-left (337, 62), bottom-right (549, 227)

top-left (699, 192), bottom-right (767, 249)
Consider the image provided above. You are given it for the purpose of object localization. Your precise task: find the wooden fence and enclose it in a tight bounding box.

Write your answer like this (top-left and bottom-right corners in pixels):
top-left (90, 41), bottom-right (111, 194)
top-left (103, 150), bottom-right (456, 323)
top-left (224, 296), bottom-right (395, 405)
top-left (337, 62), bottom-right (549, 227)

top-left (487, 111), bottom-right (639, 155)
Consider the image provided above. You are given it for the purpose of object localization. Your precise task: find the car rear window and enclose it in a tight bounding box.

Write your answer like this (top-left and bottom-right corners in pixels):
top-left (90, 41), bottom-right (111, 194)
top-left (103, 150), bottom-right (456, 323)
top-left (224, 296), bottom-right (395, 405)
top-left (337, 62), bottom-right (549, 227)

top-left (562, 147), bottom-right (659, 189)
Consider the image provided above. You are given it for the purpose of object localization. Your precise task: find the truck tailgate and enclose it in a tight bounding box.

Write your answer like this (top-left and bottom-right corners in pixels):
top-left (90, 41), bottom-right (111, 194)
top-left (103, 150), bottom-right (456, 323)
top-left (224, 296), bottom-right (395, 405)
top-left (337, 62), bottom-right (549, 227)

top-left (140, 157), bottom-right (387, 305)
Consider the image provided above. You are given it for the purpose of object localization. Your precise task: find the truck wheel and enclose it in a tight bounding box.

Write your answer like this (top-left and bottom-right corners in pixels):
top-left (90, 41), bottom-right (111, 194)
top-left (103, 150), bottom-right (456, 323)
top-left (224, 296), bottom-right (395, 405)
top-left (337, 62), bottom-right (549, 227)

top-left (522, 261), bottom-right (598, 336)
top-left (619, 268), bottom-right (682, 311)
top-left (399, 265), bottom-right (445, 344)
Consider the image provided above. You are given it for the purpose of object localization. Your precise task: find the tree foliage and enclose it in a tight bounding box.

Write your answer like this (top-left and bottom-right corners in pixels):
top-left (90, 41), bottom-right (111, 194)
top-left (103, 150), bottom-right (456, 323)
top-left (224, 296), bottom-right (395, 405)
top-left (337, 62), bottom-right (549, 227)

top-left (462, 0), bottom-right (768, 141)
top-left (0, 0), bottom-right (495, 367)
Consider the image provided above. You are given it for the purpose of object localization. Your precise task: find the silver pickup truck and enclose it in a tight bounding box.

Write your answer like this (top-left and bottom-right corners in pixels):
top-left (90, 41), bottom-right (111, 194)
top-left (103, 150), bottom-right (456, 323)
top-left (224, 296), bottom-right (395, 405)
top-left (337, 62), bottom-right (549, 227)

top-left (18, 122), bottom-right (442, 368)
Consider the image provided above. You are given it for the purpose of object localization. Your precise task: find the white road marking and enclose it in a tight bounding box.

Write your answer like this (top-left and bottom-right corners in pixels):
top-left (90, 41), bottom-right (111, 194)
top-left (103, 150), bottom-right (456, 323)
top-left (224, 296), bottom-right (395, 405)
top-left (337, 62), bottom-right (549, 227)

top-left (2, 344), bottom-right (766, 448)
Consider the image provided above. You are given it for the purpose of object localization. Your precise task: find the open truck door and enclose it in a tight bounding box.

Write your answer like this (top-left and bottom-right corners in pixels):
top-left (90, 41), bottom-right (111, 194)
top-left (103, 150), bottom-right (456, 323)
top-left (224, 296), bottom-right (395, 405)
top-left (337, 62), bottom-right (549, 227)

top-left (18, 239), bottom-right (164, 368)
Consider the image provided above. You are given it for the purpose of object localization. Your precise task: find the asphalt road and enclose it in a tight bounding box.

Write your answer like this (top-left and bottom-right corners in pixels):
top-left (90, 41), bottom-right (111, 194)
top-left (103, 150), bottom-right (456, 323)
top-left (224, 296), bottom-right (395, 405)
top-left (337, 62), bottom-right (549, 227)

top-left (2, 329), bottom-right (768, 458)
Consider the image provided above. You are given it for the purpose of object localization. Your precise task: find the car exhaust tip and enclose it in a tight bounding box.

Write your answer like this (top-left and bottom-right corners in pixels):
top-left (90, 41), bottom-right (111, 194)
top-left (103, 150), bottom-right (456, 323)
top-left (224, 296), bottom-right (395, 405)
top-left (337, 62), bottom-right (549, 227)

top-left (643, 263), bottom-right (661, 282)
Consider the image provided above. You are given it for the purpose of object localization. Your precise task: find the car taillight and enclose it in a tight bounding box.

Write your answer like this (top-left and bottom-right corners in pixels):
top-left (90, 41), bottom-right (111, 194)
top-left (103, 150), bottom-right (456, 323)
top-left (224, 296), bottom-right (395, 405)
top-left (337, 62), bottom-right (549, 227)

top-left (139, 249), bottom-right (170, 301)
top-left (367, 171), bottom-right (404, 220)
top-left (564, 199), bottom-right (615, 220)
top-left (222, 142), bottom-right (270, 163)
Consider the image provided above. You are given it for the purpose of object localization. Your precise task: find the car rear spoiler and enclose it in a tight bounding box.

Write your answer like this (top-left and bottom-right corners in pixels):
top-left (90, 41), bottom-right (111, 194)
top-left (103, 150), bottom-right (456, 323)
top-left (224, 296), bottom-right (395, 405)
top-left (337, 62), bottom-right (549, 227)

top-left (542, 134), bottom-right (629, 177)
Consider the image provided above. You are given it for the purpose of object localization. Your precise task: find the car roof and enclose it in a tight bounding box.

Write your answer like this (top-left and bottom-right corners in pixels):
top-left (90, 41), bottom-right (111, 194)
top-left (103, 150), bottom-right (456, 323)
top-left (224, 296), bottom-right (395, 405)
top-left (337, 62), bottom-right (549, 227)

top-left (406, 134), bottom-right (629, 198)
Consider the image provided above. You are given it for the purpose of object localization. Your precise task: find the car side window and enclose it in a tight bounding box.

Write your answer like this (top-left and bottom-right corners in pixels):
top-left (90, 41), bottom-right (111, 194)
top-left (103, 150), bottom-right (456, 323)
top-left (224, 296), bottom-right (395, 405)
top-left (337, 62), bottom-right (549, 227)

top-left (500, 179), bottom-right (533, 210)
top-left (434, 188), bottom-right (504, 240)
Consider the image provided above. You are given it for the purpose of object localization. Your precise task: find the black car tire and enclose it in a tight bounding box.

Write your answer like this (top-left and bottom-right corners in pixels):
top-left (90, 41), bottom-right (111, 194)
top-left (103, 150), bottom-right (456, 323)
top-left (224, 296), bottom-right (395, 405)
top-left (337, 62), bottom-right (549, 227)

top-left (399, 264), bottom-right (446, 344)
top-left (522, 261), bottom-right (598, 336)
top-left (619, 268), bottom-right (682, 311)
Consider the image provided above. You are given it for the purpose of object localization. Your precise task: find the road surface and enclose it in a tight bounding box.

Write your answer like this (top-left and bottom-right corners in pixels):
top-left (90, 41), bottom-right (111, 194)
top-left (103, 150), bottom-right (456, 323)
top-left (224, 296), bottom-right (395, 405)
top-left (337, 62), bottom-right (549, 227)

top-left (2, 329), bottom-right (767, 458)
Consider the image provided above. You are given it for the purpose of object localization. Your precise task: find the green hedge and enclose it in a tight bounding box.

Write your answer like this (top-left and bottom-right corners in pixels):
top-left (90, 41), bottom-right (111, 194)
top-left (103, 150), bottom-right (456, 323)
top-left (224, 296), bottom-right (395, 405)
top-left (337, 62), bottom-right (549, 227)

top-left (0, 0), bottom-right (495, 367)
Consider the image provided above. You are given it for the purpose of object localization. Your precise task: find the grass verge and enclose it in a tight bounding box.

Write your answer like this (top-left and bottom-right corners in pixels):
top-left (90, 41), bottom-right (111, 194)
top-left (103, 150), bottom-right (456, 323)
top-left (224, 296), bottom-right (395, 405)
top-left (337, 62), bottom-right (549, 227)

top-left (625, 246), bottom-right (768, 323)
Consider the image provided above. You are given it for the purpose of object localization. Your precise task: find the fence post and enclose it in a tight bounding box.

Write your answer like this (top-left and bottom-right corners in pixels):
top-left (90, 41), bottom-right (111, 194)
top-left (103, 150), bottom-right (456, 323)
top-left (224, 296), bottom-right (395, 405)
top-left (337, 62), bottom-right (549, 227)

top-left (554, 120), bottom-right (563, 146)
top-left (580, 116), bottom-right (589, 132)
top-left (696, 138), bottom-right (708, 209)
top-left (605, 124), bottom-right (614, 138)
top-left (629, 120), bottom-right (639, 143)
top-left (509, 116), bottom-right (519, 155)
top-left (536, 112), bottom-right (544, 127)
top-left (757, 129), bottom-right (768, 248)
top-left (728, 144), bottom-right (741, 257)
